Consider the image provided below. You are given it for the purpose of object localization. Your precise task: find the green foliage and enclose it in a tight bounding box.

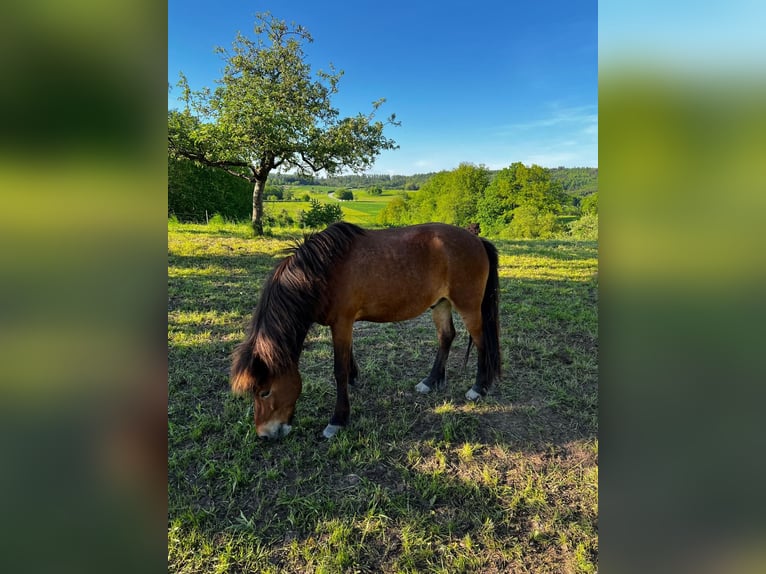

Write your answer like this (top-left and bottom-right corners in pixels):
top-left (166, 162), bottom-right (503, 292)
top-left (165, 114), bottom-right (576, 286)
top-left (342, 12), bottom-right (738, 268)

top-left (312, 172), bottom-right (432, 190)
top-left (568, 212), bottom-right (598, 240)
top-left (408, 163), bottom-right (489, 226)
top-left (549, 167), bottom-right (598, 197)
top-left (264, 208), bottom-right (295, 229)
top-left (336, 190), bottom-right (354, 200)
top-left (300, 199), bottom-right (343, 228)
top-left (580, 192), bottom-right (598, 215)
top-left (477, 162), bottom-right (567, 236)
top-left (274, 168), bottom-right (592, 198)
top-left (376, 196), bottom-right (409, 227)
top-left (507, 204), bottom-right (561, 238)
top-left (168, 156), bottom-right (250, 221)
top-left (264, 184), bottom-right (285, 200)
top-left (367, 185), bottom-right (383, 196)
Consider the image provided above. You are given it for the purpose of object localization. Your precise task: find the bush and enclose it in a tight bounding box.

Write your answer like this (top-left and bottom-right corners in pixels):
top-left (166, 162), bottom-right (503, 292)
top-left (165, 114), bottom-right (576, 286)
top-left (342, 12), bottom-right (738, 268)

top-left (376, 196), bottom-right (409, 227)
top-left (264, 184), bottom-right (284, 200)
top-left (367, 185), bottom-right (383, 196)
top-left (300, 199), bottom-right (343, 228)
top-left (337, 190), bottom-right (354, 201)
top-left (580, 192), bottom-right (598, 215)
top-left (263, 208), bottom-right (295, 229)
top-left (568, 213), bottom-right (598, 240)
top-left (507, 205), bottom-right (560, 239)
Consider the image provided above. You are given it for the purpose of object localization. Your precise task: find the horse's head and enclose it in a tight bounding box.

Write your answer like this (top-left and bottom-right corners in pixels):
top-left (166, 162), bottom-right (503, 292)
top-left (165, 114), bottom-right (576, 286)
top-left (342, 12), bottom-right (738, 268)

top-left (230, 346), bottom-right (302, 439)
top-left (252, 365), bottom-right (302, 439)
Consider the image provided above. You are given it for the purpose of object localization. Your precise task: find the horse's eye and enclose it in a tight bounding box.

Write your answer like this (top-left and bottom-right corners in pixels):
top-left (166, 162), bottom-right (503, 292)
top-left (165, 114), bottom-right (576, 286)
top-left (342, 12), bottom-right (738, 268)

top-left (259, 389), bottom-right (272, 399)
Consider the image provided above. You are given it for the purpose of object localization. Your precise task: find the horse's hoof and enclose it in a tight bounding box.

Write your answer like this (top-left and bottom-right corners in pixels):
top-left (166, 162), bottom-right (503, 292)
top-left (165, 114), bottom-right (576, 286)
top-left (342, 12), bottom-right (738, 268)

top-left (322, 424), bottom-right (342, 439)
top-left (465, 388), bottom-right (483, 401)
top-left (415, 380), bottom-right (432, 394)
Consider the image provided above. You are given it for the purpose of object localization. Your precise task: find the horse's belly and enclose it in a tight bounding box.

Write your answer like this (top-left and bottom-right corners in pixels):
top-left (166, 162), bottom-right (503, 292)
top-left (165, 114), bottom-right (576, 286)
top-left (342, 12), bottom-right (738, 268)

top-left (355, 292), bottom-right (443, 323)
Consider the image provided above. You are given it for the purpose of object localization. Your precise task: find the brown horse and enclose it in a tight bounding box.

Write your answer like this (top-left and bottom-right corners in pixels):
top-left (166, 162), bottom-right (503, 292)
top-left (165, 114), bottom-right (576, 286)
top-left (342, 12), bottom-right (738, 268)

top-left (230, 222), bottom-right (501, 439)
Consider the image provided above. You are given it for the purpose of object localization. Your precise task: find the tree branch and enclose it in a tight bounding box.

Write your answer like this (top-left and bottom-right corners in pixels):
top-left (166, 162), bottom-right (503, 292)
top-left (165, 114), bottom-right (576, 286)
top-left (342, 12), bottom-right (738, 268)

top-left (299, 151), bottom-right (322, 173)
top-left (169, 141), bottom-right (254, 182)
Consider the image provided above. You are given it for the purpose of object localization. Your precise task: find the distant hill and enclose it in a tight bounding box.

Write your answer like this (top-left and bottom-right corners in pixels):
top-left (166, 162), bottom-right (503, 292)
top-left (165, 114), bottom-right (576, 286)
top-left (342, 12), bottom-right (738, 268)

top-left (548, 167), bottom-right (598, 197)
top-left (268, 172), bottom-right (434, 190)
top-left (268, 166), bottom-right (597, 196)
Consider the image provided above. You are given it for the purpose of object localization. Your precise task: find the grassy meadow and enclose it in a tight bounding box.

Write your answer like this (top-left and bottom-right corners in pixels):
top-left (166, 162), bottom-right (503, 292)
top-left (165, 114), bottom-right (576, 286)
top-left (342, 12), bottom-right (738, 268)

top-left (168, 219), bottom-right (598, 573)
top-left (263, 186), bottom-right (408, 227)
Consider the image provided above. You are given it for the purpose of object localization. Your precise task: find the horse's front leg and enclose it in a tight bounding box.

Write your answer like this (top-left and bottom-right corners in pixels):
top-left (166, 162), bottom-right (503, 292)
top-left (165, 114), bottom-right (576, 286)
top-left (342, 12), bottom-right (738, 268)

top-left (323, 322), bottom-right (353, 439)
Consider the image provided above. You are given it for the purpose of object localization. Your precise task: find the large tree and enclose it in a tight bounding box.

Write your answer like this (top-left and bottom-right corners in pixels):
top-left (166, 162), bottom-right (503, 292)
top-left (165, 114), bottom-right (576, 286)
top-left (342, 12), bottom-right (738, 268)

top-left (168, 13), bottom-right (398, 234)
top-left (407, 163), bottom-right (490, 226)
top-left (476, 162), bottom-right (567, 236)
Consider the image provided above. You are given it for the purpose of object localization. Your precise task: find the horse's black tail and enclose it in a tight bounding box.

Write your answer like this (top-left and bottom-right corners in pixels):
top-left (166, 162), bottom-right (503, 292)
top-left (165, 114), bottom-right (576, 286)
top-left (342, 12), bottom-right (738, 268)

top-left (479, 239), bottom-right (502, 389)
top-left (464, 239), bottom-right (502, 391)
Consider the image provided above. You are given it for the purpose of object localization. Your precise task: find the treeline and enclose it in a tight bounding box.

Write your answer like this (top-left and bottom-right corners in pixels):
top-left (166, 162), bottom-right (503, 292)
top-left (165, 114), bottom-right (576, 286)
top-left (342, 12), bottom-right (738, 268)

top-left (269, 168), bottom-right (598, 196)
top-left (168, 156), bottom-right (597, 239)
top-left (268, 172), bottom-right (433, 190)
top-left (377, 162), bottom-right (597, 239)
top-left (549, 167), bottom-right (598, 197)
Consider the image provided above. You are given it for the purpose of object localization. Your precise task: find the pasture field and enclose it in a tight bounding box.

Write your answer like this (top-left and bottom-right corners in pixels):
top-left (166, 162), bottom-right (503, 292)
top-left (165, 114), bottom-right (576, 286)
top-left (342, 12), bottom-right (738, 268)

top-left (264, 187), bottom-right (403, 227)
top-left (168, 219), bottom-right (598, 573)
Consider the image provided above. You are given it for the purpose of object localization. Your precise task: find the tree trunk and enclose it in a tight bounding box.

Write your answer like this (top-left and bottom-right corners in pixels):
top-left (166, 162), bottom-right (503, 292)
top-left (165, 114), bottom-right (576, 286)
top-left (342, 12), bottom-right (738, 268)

top-left (251, 176), bottom-right (267, 235)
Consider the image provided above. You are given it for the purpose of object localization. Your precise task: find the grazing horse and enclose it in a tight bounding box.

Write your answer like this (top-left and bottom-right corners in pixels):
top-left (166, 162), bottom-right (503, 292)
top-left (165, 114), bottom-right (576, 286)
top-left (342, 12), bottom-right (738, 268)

top-left (230, 222), bottom-right (501, 439)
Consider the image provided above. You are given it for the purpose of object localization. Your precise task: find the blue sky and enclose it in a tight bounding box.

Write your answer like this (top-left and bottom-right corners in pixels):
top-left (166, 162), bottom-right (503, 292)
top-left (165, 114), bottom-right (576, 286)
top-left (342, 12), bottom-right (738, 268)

top-left (168, 0), bottom-right (597, 175)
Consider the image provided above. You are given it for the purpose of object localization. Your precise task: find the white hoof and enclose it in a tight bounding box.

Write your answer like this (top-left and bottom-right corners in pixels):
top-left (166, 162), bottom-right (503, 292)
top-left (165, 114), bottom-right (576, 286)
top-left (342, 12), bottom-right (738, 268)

top-left (415, 380), bottom-right (432, 394)
top-left (465, 388), bottom-right (482, 401)
top-left (322, 424), bottom-right (342, 439)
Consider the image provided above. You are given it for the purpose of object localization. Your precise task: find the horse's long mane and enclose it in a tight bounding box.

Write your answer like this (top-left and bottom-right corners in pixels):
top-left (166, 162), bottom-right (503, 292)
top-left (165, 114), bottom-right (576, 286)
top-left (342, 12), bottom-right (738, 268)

top-left (231, 222), bottom-right (366, 393)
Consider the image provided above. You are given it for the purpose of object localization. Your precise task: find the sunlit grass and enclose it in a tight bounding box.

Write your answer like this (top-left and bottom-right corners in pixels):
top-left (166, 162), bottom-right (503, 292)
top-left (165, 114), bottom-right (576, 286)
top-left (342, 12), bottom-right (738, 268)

top-left (168, 221), bottom-right (598, 573)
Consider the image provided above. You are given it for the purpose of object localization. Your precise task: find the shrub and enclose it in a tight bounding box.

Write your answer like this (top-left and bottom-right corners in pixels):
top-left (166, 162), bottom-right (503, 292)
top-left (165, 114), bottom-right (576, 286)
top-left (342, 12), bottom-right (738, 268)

top-left (376, 196), bottom-right (410, 227)
top-left (337, 190), bottom-right (354, 201)
top-left (507, 205), bottom-right (560, 239)
top-left (367, 185), bottom-right (383, 196)
top-left (580, 192), bottom-right (598, 215)
top-left (263, 208), bottom-right (295, 229)
top-left (264, 184), bottom-right (284, 200)
top-left (568, 213), bottom-right (598, 240)
top-left (300, 199), bottom-right (343, 228)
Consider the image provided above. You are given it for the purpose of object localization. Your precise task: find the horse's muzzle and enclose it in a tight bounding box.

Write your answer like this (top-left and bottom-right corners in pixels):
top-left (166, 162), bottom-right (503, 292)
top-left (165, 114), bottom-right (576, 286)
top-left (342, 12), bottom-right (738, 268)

top-left (257, 421), bottom-right (292, 440)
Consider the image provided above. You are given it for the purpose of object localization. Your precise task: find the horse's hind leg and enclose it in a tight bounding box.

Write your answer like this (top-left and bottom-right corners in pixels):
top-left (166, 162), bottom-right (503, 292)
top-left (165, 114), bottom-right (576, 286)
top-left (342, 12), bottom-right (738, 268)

top-left (349, 347), bottom-right (360, 387)
top-left (415, 299), bottom-right (456, 393)
top-left (454, 306), bottom-right (490, 401)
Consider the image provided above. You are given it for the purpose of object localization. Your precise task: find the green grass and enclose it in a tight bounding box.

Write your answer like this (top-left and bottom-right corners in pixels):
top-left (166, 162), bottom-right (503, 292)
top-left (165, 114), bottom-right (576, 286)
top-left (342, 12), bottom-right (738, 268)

top-left (264, 187), bottom-right (405, 226)
top-left (168, 222), bottom-right (598, 573)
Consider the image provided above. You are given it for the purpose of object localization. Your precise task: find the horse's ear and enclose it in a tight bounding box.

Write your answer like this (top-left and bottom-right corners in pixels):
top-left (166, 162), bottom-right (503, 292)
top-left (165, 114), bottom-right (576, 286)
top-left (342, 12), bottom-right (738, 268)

top-left (230, 342), bottom-right (266, 395)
